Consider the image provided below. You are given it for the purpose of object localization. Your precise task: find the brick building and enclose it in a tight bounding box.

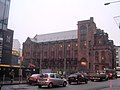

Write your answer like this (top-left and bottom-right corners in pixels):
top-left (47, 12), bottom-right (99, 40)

top-left (22, 17), bottom-right (116, 73)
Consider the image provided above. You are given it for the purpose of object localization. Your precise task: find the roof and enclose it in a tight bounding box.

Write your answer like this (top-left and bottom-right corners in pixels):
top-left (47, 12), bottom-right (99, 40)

top-left (31, 30), bottom-right (77, 43)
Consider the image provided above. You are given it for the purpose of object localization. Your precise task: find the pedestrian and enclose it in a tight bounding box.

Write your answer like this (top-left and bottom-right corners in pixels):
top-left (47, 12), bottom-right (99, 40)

top-left (9, 70), bottom-right (15, 84)
top-left (0, 84), bottom-right (2, 90)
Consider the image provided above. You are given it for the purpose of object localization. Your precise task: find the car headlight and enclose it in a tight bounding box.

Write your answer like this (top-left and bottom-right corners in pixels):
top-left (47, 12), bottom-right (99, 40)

top-left (37, 79), bottom-right (40, 82)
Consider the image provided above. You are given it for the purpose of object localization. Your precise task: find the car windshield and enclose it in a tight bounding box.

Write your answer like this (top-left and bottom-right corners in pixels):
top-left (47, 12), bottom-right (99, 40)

top-left (40, 74), bottom-right (48, 78)
top-left (31, 74), bottom-right (40, 77)
top-left (69, 74), bottom-right (78, 77)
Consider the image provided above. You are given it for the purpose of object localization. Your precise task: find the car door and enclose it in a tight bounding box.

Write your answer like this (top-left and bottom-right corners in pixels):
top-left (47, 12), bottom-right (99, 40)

top-left (50, 74), bottom-right (57, 85)
top-left (55, 74), bottom-right (63, 85)
top-left (78, 74), bottom-right (84, 82)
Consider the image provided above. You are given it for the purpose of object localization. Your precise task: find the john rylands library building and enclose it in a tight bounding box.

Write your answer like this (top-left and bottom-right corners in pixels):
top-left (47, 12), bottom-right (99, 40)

top-left (23, 17), bottom-right (116, 73)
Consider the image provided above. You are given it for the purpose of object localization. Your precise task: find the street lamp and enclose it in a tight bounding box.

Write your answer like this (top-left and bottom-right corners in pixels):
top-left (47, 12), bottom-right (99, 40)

top-left (63, 41), bottom-right (67, 76)
top-left (104, 0), bottom-right (120, 29)
top-left (104, 0), bottom-right (120, 5)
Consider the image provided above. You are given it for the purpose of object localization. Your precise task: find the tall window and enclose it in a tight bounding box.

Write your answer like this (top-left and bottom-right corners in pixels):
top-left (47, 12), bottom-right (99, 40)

top-left (58, 51), bottom-right (62, 58)
top-left (51, 51), bottom-right (55, 59)
top-left (80, 25), bottom-right (87, 35)
top-left (66, 50), bottom-right (70, 58)
top-left (101, 51), bottom-right (106, 63)
top-left (80, 25), bottom-right (87, 49)
top-left (74, 50), bottom-right (78, 58)
top-left (95, 51), bottom-right (99, 63)
top-left (44, 51), bottom-right (47, 58)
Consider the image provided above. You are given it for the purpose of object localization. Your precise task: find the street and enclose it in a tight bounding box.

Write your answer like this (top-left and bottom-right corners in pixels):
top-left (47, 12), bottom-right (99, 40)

top-left (1, 78), bottom-right (120, 90)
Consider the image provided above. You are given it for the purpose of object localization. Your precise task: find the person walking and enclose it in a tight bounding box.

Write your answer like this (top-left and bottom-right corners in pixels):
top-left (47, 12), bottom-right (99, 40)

top-left (9, 70), bottom-right (15, 84)
top-left (0, 84), bottom-right (2, 90)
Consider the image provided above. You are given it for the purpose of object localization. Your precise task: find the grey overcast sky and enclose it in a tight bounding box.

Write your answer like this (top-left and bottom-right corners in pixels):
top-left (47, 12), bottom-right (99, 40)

top-left (8, 0), bottom-right (120, 46)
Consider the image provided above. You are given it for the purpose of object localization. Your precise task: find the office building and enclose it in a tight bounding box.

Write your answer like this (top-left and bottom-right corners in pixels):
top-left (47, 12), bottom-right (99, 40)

top-left (0, 0), bottom-right (13, 65)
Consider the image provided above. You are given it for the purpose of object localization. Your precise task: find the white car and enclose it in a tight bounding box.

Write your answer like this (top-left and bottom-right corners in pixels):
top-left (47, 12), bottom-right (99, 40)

top-left (37, 73), bottom-right (67, 88)
top-left (116, 71), bottom-right (120, 78)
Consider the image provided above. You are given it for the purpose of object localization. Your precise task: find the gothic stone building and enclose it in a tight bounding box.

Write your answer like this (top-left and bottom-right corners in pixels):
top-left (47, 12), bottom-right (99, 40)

top-left (22, 17), bottom-right (116, 73)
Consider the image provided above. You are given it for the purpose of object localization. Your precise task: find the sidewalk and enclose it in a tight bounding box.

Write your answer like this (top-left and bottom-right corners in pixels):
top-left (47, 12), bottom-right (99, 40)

top-left (0, 79), bottom-right (27, 90)
top-left (0, 79), bottom-right (27, 85)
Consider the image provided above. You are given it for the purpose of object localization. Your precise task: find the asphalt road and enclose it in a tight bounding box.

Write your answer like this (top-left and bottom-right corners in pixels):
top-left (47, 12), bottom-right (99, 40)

top-left (2, 78), bottom-right (120, 90)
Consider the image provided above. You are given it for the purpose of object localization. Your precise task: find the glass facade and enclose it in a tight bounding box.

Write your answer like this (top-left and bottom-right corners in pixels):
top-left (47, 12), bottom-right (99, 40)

top-left (2, 29), bottom-right (13, 64)
top-left (0, 0), bottom-right (11, 30)
top-left (0, 0), bottom-right (11, 64)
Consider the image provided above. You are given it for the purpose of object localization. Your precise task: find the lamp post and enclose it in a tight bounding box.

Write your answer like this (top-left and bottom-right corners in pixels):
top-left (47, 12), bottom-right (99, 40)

top-left (104, 0), bottom-right (120, 29)
top-left (39, 43), bottom-right (43, 74)
top-left (63, 41), bottom-right (66, 76)
top-left (104, 0), bottom-right (120, 5)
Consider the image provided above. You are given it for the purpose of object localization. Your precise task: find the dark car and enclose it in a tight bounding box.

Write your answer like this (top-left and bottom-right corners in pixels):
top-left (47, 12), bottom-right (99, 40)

top-left (89, 72), bottom-right (108, 81)
top-left (27, 74), bottom-right (41, 85)
top-left (105, 69), bottom-right (117, 79)
top-left (67, 73), bottom-right (88, 84)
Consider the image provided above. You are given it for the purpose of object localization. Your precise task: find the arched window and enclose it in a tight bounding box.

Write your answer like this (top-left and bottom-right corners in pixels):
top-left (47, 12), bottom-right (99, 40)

top-left (101, 51), bottom-right (106, 63)
top-left (80, 25), bottom-right (87, 35)
top-left (95, 51), bottom-right (99, 63)
top-left (95, 65), bottom-right (99, 70)
top-left (79, 25), bottom-right (87, 50)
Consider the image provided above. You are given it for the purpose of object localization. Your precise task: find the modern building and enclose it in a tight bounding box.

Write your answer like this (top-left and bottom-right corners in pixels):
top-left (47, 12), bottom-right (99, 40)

top-left (0, 0), bottom-right (11, 63)
top-left (0, 0), bottom-right (13, 65)
top-left (11, 39), bottom-right (21, 65)
top-left (0, 0), bottom-right (11, 30)
top-left (0, 32), bottom-right (3, 63)
top-left (115, 46), bottom-right (120, 67)
top-left (23, 17), bottom-right (116, 73)
top-left (1, 29), bottom-right (13, 64)
top-left (13, 39), bottom-right (21, 51)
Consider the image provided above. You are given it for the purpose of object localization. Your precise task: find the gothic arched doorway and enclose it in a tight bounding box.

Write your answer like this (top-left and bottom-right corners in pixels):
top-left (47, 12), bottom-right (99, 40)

top-left (79, 58), bottom-right (88, 72)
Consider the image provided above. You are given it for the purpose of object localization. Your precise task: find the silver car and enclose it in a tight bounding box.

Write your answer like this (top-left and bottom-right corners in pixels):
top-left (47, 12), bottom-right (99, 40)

top-left (37, 73), bottom-right (67, 88)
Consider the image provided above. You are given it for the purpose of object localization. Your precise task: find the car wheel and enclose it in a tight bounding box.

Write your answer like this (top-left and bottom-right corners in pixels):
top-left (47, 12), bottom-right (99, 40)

top-left (29, 82), bottom-right (32, 85)
top-left (38, 85), bottom-right (41, 88)
top-left (77, 81), bottom-right (79, 84)
top-left (48, 83), bottom-right (53, 88)
top-left (91, 80), bottom-right (94, 82)
top-left (68, 81), bottom-right (71, 85)
top-left (63, 82), bottom-right (67, 87)
top-left (85, 80), bottom-right (88, 84)
top-left (106, 78), bottom-right (109, 81)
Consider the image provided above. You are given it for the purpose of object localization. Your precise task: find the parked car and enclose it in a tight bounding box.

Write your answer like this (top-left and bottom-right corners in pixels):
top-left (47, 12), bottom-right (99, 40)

top-left (116, 67), bottom-right (120, 78)
top-left (105, 69), bottom-right (117, 79)
top-left (81, 72), bottom-right (90, 81)
top-left (116, 71), bottom-right (120, 78)
top-left (37, 73), bottom-right (67, 88)
top-left (27, 74), bottom-right (41, 85)
top-left (89, 71), bottom-right (108, 81)
top-left (67, 72), bottom-right (88, 84)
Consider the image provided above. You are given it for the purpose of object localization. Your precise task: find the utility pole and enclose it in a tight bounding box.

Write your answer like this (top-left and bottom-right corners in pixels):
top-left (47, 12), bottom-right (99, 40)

top-left (63, 41), bottom-right (66, 76)
top-left (39, 43), bottom-right (43, 74)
